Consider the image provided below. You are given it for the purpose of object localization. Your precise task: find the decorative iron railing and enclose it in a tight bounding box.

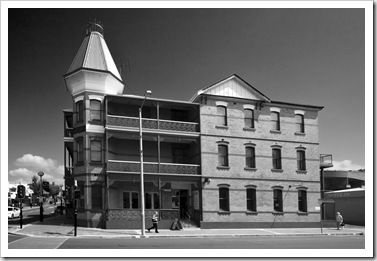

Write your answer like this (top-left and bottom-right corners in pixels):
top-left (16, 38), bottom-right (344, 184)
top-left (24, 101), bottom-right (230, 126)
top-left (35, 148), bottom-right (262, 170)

top-left (107, 115), bottom-right (199, 133)
top-left (107, 160), bottom-right (201, 175)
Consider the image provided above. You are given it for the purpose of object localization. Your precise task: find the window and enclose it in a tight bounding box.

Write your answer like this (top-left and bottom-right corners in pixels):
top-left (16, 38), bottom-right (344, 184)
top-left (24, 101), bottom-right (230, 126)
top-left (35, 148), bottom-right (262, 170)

top-left (295, 114), bottom-right (305, 133)
top-left (272, 148), bottom-right (282, 169)
top-left (218, 145), bottom-right (229, 167)
top-left (219, 187), bottom-right (230, 211)
top-left (90, 100), bottom-right (101, 121)
top-left (76, 139), bottom-right (84, 163)
top-left (76, 100), bottom-right (84, 123)
top-left (90, 139), bottom-right (102, 162)
top-left (273, 188), bottom-right (283, 212)
top-left (245, 147), bottom-right (256, 168)
top-left (91, 185), bottom-right (102, 209)
top-left (297, 150), bottom-right (306, 170)
top-left (298, 190), bottom-right (307, 212)
top-left (271, 111), bottom-right (280, 131)
top-left (145, 192), bottom-right (160, 209)
top-left (217, 106), bottom-right (227, 126)
top-left (244, 109), bottom-right (254, 128)
top-left (123, 192), bottom-right (139, 209)
top-left (246, 188), bottom-right (257, 211)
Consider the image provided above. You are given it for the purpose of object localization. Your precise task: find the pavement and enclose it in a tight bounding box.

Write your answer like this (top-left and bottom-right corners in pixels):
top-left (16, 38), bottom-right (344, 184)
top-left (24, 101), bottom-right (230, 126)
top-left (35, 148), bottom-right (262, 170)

top-left (8, 213), bottom-right (365, 239)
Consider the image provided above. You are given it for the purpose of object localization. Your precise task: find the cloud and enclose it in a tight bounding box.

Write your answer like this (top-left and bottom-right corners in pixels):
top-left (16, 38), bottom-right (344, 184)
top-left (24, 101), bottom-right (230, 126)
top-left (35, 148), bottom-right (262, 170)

top-left (9, 154), bottom-right (64, 185)
top-left (329, 160), bottom-right (365, 171)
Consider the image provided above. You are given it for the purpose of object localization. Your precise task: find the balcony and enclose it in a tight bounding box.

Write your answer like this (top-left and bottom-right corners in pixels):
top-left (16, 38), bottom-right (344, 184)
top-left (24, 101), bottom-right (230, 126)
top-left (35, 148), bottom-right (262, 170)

top-left (107, 115), bottom-right (199, 133)
top-left (107, 160), bottom-right (201, 175)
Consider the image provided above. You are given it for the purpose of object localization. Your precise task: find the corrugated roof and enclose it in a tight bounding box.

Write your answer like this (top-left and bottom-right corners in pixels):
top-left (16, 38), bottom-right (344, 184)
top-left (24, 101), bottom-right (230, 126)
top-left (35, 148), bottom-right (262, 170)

top-left (67, 31), bottom-right (121, 80)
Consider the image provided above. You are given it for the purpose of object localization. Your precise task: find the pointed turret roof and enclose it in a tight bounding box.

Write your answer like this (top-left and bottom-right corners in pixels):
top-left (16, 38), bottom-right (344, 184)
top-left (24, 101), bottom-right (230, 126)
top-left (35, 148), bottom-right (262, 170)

top-left (66, 22), bottom-right (122, 81)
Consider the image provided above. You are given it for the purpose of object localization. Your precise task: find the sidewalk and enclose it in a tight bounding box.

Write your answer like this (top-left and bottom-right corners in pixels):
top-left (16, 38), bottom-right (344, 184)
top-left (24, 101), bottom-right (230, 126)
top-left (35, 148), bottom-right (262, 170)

top-left (8, 214), bottom-right (365, 239)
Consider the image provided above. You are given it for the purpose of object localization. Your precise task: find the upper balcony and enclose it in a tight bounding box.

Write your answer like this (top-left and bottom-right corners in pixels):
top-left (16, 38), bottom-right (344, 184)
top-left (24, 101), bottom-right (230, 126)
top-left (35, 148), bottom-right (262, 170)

top-left (106, 95), bottom-right (200, 134)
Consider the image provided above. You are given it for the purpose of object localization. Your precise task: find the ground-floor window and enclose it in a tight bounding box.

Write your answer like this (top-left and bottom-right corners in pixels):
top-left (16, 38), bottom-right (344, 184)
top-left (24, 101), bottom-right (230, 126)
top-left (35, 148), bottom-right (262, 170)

top-left (273, 188), bottom-right (283, 212)
top-left (91, 185), bottom-right (102, 209)
top-left (123, 192), bottom-right (139, 209)
top-left (298, 190), bottom-right (307, 212)
top-left (145, 192), bottom-right (159, 209)
top-left (219, 187), bottom-right (230, 211)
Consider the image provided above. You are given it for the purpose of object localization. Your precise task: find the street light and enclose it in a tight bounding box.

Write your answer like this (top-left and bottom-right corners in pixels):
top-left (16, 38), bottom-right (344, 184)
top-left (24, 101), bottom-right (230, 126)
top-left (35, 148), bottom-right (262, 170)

top-left (37, 171), bottom-right (44, 222)
top-left (140, 90), bottom-right (151, 237)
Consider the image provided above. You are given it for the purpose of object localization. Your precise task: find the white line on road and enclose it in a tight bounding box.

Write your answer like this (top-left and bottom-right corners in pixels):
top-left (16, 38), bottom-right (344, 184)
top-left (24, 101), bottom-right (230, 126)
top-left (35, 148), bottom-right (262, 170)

top-left (259, 229), bottom-right (281, 235)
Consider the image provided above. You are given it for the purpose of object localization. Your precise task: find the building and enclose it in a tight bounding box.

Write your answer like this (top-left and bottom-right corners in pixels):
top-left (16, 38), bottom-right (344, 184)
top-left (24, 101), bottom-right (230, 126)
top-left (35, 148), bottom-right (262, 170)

top-left (323, 170), bottom-right (365, 191)
top-left (63, 22), bottom-right (325, 229)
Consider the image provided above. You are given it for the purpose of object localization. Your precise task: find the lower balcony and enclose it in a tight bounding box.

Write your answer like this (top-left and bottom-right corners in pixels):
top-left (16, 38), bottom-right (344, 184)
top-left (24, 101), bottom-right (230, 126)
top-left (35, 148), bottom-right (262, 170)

top-left (107, 160), bottom-right (201, 175)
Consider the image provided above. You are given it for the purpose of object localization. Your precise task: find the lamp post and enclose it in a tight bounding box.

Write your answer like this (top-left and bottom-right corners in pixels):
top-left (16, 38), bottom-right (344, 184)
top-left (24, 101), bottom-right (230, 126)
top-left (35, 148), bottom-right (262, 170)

top-left (37, 171), bottom-right (44, 222)
top-left (140, 90), bottom-right (152, 237)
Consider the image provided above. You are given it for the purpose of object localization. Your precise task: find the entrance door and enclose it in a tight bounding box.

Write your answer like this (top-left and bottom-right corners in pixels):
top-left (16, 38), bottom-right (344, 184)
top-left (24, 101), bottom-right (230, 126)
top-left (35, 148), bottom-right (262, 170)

top-left (179, 190), bottom-right (189, 219)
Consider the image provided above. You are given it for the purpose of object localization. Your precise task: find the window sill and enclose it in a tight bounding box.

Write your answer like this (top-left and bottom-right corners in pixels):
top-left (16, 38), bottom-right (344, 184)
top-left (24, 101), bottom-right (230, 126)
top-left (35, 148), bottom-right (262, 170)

top-left (296, 170), bottom-right (307, 174)
top-left (244, 167), bottom-right (257, 172)
top-left (297, 212), bottom-right (308, 216)
top-left (270, 130), bottom-right (281, 134)
top-left (272, 211), bottom-right (284, 216)
top-left (216, 125), bottom-right (229, 130)
top-left (294, 132), bottom-right (306, 136)
top-left (271, 169), bottom-right (283, 173)
top-left (243, 127), bottom-right (255, 132)
top-left (217, 166), bottom-right (230, 171)
top-left (246, 211), bottom-right (258, 215)
top-left (218, 211), bottom-right (231, 215)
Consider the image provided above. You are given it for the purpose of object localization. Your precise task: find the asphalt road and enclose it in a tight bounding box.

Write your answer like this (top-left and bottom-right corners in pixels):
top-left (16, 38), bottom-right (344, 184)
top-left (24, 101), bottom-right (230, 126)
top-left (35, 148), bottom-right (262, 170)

top-left (8, 204), bottom-right (56, 226)
top-left (8, 235), bottom-right (365, 250)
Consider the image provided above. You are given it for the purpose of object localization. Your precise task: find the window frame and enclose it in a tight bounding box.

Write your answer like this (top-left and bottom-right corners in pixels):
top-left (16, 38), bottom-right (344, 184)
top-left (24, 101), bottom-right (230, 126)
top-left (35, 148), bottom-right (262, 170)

top-left (76, 138), bottom-right (84, 164)
top-left (219, 186), bottom-right (230, 212)
top-left (245, 146), bottom-right (256, 169)
top-left (297, 150), bottom-right (306, 171)
top-left (272, 148), bottom-right (282, 170)
top-left (90, 139), bottom-right (102, 163)
top-left (123, 191), bottom-right (139, 209)
top-left (244, 109), bottom-right (255, 129)
top-left (295, 114), bottom-right (305, 133)
top-left (91, 184), bottom-right (103, 209)
top-left (298, 189), bottom-right (308, 212)
top-left (218, 144), bottom-right (229, 167)
top-left (90, 99), bottom-right (102, 121)
top-left (271, 111), bottom-right (280, 131)
top-left (246, 187), bottom-right (257, 212)
top-left (76, 100), bottom-right (84, 123)
top-left (145, 192), bottom-right (160, 210)
top-left (273, 188), bottom-right (283, 212)
top-left (217, 105), bottom-right (227, 126)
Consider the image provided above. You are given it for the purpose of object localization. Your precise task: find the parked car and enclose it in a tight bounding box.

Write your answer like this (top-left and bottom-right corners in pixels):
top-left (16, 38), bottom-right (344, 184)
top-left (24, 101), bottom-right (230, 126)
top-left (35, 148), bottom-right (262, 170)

top-left (8, 207), bottom-right (20, 219)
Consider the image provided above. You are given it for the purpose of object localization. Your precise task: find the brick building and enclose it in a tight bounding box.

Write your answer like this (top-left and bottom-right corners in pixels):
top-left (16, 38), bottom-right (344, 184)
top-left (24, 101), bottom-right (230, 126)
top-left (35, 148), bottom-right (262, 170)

top-left (63, 22), bottom-right (324, 229)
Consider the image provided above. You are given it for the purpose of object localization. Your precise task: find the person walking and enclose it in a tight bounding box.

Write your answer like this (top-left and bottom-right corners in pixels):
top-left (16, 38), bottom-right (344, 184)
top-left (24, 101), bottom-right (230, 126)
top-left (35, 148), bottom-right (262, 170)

top-left (336, 212), bottom-right (344, 230)
top-left (148, 211), bottom-right (159, 233)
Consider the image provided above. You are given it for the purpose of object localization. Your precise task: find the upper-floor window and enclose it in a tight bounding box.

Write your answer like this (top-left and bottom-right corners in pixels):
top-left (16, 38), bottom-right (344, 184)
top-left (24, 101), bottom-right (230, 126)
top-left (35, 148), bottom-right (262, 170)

top-left (246, 187), bottom-right (257, 212)
top-left (76, 100), bottom-right (84, 123)
top-left (245, 147), bottom-right (256, 168)
top-left (217, 106), bottom-right (227, 126)
top-left (219, 186), bottom-right (230, 211)
top-left (273, 188), bottom-right (283, 212)
top-left (90, 139), bottom-right (102, 163)
top-left (244, 109), bottom-right (255, 128)
top-left (218, 145), bottom-right (229, 167)
top-left (272, 148), bottom-right (282, 169)
top-left (76, 138), bottom-right (84, 163)
top-left (298, 189), bottom-right (307, 212)
top-left (90, 100), bottom-right (101, 121)
top-left (297, 150), bottom-right (306, 171)
top-left (271, 111), bottom-right (280, 131)
top-left (295, 114), bottom-right (305, 133)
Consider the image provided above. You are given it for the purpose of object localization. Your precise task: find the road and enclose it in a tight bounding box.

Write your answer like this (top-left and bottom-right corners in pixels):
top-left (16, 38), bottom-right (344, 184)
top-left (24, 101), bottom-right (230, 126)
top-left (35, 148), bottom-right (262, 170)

top-left (8, 235), bottom-right (364, 249)
top-left (8, 204), bottom-right (56, 227)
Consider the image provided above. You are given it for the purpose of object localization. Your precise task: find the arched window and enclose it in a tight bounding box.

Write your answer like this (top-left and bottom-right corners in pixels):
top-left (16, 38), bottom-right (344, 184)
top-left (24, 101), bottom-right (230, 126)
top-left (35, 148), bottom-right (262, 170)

top-left (295, 114), bottom-right (305, 133)
top-left (245, 146), bottom-right (256, 168)
top-left (217, 106), bottom-right (227, 126)
top-left (244, 109), bottom-right (254, 128)
top-left (218, 144), bottom-right (229, 167)
top-left (272, 147), bottom-right (282, 169)
top-left (271, 111), bottom-right (280, 131)
top-left (219, 186), bottom-right (230, 211)
top-left (246, 186), bottom-right (257, 211)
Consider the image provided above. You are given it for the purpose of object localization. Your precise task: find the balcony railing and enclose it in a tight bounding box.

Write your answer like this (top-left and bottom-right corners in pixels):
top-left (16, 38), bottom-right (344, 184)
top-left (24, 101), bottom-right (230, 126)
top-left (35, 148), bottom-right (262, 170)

top-left (107, 115), bottom-right (199, 133)
top-left (107, 160), bottom-right (201, 175)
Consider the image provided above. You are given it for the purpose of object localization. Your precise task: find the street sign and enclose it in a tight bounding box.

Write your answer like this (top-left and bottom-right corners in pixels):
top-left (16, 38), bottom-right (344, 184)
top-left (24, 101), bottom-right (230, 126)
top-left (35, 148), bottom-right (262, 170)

top-left (42, 181), bottom-right (50, 192)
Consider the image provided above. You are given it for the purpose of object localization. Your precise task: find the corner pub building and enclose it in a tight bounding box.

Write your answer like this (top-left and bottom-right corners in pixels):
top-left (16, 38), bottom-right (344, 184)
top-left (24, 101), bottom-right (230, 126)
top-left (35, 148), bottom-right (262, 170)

top-left (63, 22), bottom-right (325, 229)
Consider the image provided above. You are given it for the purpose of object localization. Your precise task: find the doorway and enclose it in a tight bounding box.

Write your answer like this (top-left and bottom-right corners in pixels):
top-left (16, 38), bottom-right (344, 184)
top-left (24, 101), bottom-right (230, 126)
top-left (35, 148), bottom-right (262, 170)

top-left (179, 190), bottom-right (189, 219)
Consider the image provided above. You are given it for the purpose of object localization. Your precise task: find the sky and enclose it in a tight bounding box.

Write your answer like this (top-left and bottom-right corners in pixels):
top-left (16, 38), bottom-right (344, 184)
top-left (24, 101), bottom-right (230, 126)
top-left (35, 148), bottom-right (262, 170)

top-left (3, 3), bottom-right (370, 187)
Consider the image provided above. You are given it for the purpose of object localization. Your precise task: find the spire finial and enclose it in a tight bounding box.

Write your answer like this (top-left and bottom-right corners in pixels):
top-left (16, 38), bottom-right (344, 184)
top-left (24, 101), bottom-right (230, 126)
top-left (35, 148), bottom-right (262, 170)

top-left (86, 19), bottom-right (104, 37)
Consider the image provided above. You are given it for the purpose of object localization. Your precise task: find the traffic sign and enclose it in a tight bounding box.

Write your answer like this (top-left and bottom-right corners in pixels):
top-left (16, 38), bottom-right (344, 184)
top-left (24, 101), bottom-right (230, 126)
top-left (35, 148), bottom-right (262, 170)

top-left (42, 181), bottom-right (50, 192)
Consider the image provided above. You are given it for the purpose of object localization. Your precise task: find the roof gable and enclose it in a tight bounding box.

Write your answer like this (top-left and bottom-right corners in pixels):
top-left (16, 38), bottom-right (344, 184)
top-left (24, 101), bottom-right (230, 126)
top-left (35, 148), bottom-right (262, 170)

top-left (190, 75), bottom-right (270, 102)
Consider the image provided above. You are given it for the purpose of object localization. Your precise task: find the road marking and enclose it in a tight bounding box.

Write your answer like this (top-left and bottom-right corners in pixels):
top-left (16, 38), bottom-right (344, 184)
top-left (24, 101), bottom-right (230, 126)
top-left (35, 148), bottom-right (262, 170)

top-left (259, 229), bottom-right (281, 235)
top-left (55, 237), bottom-right (69, 249)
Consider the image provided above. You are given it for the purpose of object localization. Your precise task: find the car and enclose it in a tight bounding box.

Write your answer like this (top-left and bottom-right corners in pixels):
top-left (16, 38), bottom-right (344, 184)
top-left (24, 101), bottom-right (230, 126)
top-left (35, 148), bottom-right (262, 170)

top-left (8, 207), bottom-right (20, 219)
top-left (54, 205), bottom-right (65, 214)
